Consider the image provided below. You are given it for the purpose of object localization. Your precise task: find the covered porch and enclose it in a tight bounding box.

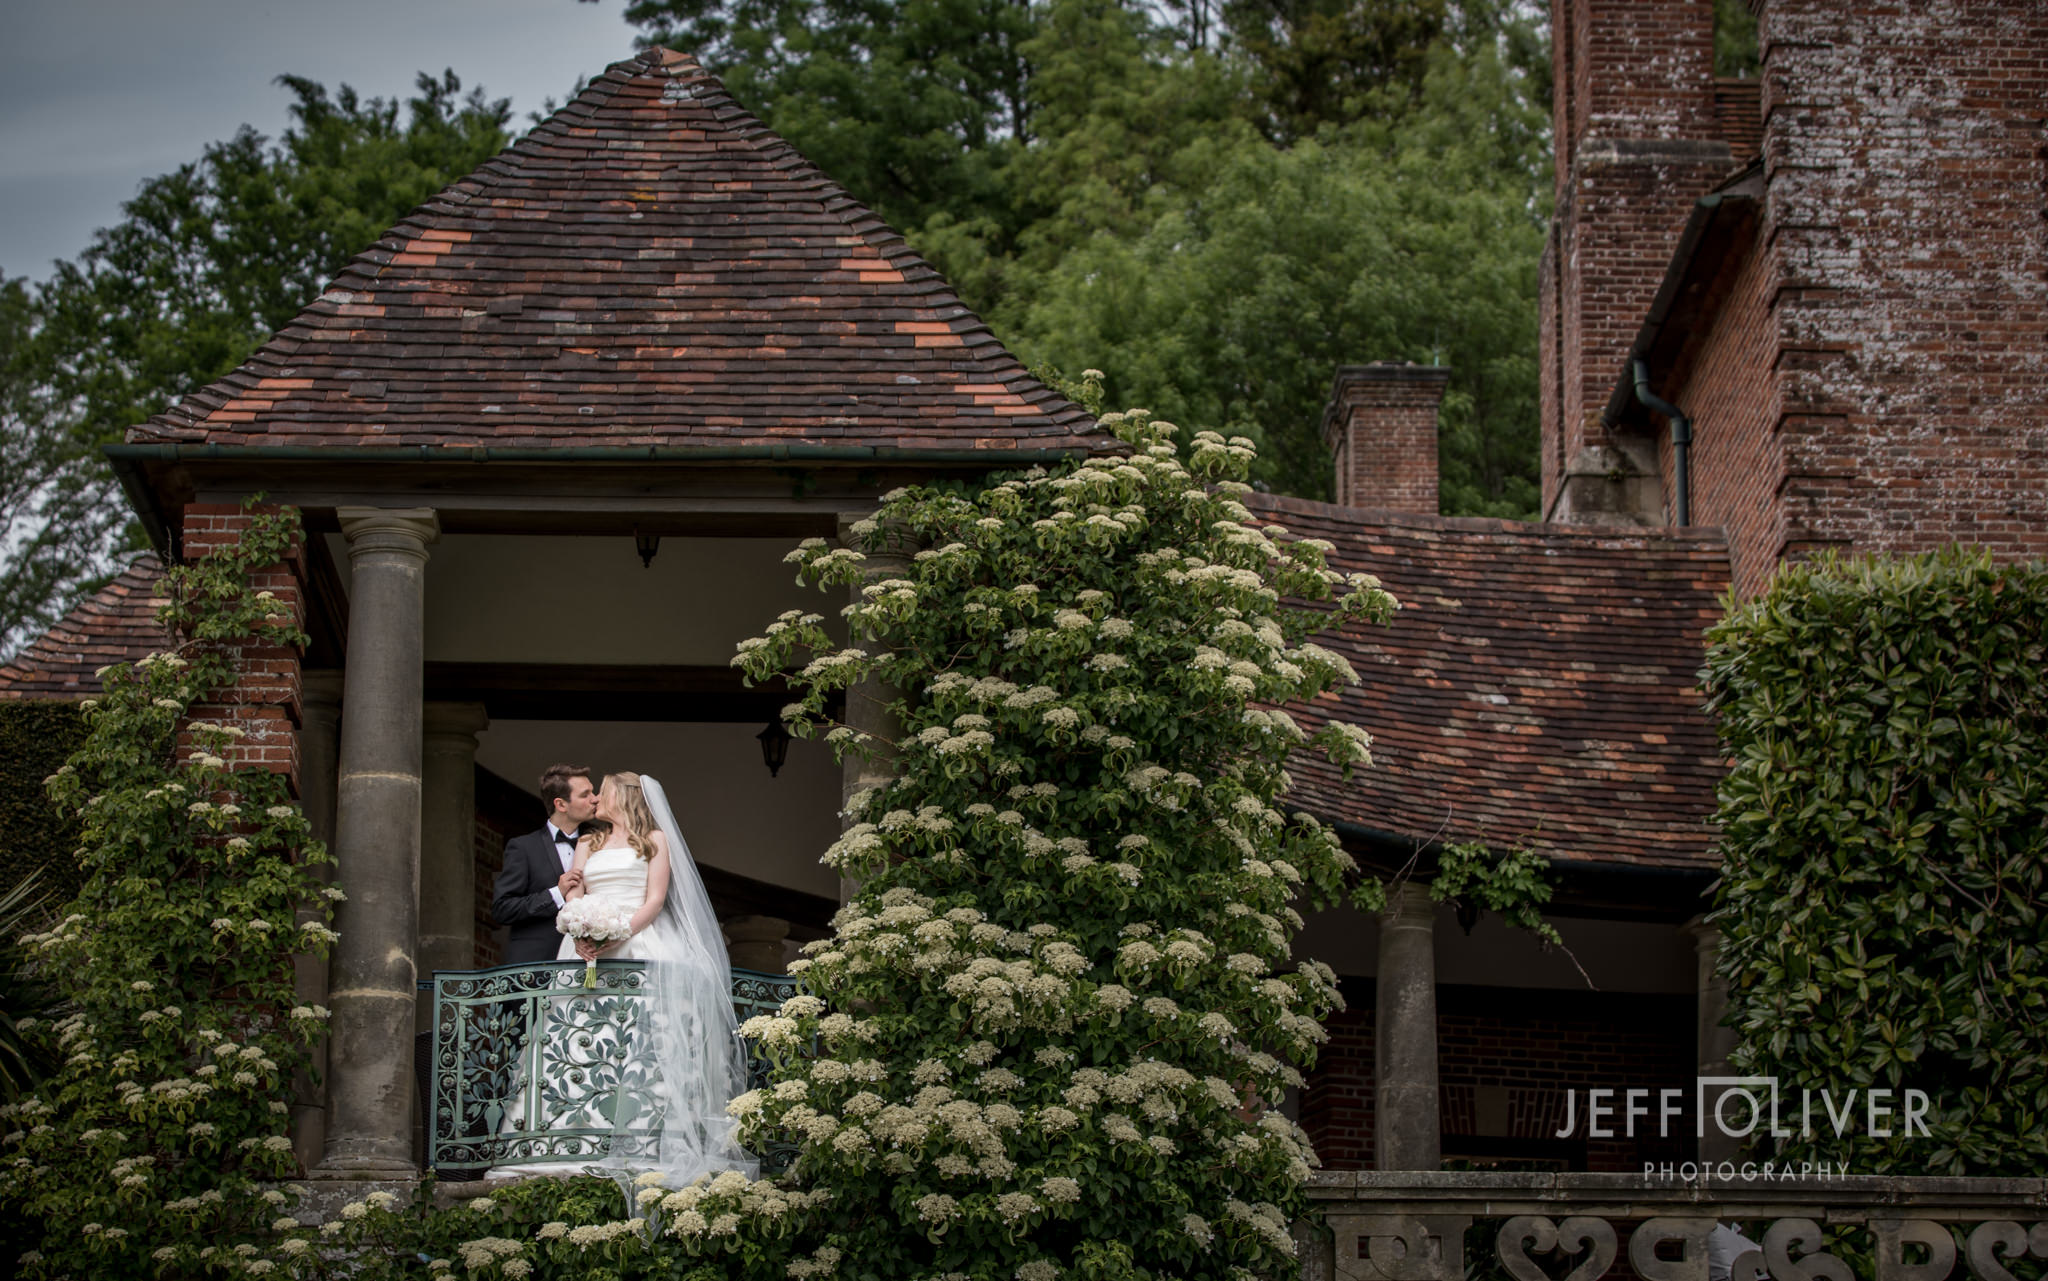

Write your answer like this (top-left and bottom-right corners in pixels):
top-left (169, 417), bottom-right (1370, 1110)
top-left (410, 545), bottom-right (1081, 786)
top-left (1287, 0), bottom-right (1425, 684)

top-left (224, 488), bottom-right (928, 1180)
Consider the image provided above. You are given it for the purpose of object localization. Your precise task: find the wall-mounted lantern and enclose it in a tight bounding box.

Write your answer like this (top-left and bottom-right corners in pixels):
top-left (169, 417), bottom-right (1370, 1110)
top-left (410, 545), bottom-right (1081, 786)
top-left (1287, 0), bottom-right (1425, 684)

top-left (757, 718), bottom-right (793, 778)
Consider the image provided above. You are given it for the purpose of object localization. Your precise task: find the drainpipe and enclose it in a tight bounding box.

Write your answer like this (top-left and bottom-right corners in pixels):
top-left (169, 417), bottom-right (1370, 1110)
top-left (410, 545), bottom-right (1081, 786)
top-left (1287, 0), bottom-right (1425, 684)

top-left (1631, 358), bottom-right (1691, 527)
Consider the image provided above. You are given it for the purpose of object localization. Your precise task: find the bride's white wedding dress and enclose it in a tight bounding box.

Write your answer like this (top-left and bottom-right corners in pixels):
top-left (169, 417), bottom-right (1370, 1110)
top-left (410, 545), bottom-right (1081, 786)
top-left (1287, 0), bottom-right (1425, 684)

top-left (485, 779), bottom-right (755, 1188)
top-left (558, 846), bottom-right (657, 962)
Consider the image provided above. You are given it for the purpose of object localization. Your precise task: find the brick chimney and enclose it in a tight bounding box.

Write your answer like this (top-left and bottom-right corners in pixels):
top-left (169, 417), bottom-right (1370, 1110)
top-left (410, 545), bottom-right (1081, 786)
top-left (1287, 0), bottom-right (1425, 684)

top-left (1540, 0), bottom-right (1733, 523)
top-left (1321, 363), bottom-right (1449, 513)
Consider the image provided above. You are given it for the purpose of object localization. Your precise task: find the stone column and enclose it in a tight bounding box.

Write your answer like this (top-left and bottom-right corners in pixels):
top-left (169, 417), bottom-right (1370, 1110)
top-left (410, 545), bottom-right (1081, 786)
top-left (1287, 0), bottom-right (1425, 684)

top-left (1686, 918), bottom-right (1741, 1162)
top-left (1374, 880), bottom-right (1441, 1170)
top-left (835, 512), bottom-right (911, 904)
top-left (419, 702), bottom-right (488, 1029)
top-left (316, 508), bottom-right (438, 1179)
top-left (290, 672), bottom-right (343, 1172)
top-left (724, 915), bottom-right (792, 973)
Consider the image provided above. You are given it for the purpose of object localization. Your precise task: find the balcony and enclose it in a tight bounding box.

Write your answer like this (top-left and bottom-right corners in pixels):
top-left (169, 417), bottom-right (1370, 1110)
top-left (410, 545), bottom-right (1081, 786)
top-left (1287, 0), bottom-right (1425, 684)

top-left (425, 961), bottom-right (798, 1175)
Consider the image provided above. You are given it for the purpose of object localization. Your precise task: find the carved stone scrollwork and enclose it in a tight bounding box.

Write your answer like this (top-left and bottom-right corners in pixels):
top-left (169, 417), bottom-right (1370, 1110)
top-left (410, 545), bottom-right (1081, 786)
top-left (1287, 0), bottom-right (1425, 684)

top-left (1627, 1217), bottom-right (1714, 1281)
top-left (1965, 1222), bottom-right (2038, 1281)
top-left (1330, 1214), bottom-right (1471, 1281)
top-left (1871, 1219), bottom-right (1958, 1281)
top-left (1497, 1216), bottom-right (1618, 1281)
top-left (1764, 1217), bottom-right (1852, 1281)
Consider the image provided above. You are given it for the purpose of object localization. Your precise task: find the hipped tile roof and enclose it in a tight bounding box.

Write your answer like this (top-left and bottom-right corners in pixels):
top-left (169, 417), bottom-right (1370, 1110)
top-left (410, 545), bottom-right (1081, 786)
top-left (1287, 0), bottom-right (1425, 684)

top-left (0, 557), bottom-right (171, 700)
top-left (129, 48), bottom-right (1097, 453)
top-left (1255, 495), bottom-right (1730, 868)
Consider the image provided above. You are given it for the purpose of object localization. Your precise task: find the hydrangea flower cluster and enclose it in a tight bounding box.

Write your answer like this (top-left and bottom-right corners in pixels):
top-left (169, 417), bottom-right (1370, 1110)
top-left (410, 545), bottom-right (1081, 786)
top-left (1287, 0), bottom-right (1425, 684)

top-left (714, 406), bottom-right (1399, 1281)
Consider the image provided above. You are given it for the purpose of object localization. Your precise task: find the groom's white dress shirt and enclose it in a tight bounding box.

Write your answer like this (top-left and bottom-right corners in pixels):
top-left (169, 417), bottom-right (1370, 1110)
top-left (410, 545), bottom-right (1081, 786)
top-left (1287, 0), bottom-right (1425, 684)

top-left (546, 823), bottom-right (578, 907)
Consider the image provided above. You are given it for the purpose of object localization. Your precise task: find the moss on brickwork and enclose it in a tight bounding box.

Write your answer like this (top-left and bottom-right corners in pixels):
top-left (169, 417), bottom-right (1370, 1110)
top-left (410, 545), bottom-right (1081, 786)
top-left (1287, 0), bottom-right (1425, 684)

top-left (0, 701), bottom-right (89, 904)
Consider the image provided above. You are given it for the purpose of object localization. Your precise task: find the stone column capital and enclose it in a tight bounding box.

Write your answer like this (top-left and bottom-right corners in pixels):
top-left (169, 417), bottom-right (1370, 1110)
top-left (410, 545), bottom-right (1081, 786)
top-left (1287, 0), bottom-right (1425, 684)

top-left (1380, 878), bottom-right (1437, 922)
top-left (422, 700), bottom-right (489, 744)
top-left (338, 508), bottom-right (440, 563)
top-left (1679, 914), bottom-right (1722, 955)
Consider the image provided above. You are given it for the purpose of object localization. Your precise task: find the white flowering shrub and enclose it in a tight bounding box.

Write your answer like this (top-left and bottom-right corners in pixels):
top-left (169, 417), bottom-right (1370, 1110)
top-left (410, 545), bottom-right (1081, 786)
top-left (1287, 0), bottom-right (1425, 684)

top-left (0, 506), bottom-right (338, 1279)
top-left (711, 401), bottom-right (1398, 1281)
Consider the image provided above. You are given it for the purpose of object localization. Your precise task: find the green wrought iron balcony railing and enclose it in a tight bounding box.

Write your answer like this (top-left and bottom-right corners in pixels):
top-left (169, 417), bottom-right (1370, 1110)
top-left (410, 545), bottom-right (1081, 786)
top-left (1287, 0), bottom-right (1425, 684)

top-left (427, 961), bottom-right (799, 1175)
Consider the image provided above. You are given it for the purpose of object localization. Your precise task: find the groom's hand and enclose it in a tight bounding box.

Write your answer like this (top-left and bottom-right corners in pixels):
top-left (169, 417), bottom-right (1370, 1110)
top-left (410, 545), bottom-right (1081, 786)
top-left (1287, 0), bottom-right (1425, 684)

top-left (558, 868), bottom-right (583, 895)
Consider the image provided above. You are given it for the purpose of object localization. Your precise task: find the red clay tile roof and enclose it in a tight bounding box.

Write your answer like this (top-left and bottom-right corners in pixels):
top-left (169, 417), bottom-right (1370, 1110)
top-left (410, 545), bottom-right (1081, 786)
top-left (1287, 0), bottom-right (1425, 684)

top-left (129, 48), bottom-right (1098, 453)
top-left (1254, 495), bottom-right (1731, 868)
top-left (0, 557), bottom-right (171, 700)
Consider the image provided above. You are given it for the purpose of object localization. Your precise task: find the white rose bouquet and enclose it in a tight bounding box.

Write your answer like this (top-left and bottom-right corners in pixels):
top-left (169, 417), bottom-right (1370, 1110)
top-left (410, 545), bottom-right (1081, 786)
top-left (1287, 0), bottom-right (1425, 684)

top-left (555, 898), bottom-right (635, 988)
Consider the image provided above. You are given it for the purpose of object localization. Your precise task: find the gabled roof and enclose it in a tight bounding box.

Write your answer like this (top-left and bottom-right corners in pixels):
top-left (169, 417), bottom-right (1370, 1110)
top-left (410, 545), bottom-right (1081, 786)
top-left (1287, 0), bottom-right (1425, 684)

top-left (130, 48), bottom-right (1097, 453)
top-left (0, 557), bottom-right (170, 700)
top-left (1257, 496), bottom-right (1730, 869)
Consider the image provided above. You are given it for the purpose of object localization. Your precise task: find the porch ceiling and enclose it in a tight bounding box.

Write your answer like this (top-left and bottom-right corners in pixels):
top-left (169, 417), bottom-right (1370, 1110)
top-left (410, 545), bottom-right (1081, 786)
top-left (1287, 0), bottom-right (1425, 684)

top-left (424, 662), bottom-right (830, 724)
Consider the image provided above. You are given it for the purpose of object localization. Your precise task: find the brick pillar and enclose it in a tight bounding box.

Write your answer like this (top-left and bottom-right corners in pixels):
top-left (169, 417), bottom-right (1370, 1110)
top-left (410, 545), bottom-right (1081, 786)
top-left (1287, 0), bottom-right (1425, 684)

top-left (177, 503), bottom-right (307, 778)
top-left (1542, 0), bottom-right (1732, 522)
top-left (1321, 363), bottom-right (1449, 513)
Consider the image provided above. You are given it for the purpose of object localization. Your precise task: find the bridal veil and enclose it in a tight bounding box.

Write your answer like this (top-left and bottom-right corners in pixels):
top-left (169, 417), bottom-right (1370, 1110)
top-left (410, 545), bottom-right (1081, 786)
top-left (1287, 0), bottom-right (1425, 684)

top-left (600, 775), bottom-right (756, 1189)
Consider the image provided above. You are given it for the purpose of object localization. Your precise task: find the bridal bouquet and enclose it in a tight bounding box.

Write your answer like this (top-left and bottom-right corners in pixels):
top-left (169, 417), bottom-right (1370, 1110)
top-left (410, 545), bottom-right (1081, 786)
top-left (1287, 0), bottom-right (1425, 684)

top-left (555, 898), bottom-right (634, 988)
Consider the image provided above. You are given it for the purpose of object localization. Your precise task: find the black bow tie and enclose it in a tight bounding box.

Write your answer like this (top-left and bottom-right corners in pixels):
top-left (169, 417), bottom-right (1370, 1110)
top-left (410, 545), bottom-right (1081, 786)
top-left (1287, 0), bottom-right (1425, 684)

top-left (553, 830), bottom-right (577, 845)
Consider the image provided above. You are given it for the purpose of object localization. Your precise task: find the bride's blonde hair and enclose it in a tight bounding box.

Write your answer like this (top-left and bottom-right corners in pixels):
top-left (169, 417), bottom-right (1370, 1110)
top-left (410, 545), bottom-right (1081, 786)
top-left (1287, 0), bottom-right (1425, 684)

top-left (601, 772), bottom-right (658, 861)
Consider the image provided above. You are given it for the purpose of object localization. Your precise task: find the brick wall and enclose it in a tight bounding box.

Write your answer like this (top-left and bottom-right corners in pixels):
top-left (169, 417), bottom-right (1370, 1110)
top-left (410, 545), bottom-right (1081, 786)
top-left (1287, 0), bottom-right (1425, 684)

top-left (1657, 227), bottom-right (1787, 596)
top-left (1542, 0), bottom-right (1736, 518)
top-left (1754, 0), bottom-right (2048, 574)
top-left (177, 503), bottom-right (305, 783)
top-left (1322, 364), bottom-right (1449, 513)
top-left (1302, 984), bottom-right (1696, 1173)
top-left (1564, 1), bottom-right (2048, 582)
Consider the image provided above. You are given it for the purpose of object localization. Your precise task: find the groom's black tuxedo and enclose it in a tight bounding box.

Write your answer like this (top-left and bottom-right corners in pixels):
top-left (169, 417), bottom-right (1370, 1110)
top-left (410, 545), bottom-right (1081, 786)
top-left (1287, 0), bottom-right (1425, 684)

top-left (492, 825), bottom-right (579, 965)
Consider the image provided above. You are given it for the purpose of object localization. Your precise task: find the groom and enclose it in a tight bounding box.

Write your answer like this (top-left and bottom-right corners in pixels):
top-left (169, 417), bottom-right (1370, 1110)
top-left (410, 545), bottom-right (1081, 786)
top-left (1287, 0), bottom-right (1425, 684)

top-left (492, 763), bottom-right (599, 965)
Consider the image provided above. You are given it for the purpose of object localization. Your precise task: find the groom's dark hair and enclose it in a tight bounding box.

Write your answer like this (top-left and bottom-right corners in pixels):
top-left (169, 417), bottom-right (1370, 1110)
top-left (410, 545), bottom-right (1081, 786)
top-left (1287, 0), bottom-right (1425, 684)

top-left (538, 763), bottom-right (592, 814)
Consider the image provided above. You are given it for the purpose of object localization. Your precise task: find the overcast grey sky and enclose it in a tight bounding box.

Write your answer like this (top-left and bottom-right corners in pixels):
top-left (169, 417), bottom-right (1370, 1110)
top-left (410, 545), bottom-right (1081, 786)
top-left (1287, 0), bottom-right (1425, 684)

top-left (1, 0), bottom-right (641, 280)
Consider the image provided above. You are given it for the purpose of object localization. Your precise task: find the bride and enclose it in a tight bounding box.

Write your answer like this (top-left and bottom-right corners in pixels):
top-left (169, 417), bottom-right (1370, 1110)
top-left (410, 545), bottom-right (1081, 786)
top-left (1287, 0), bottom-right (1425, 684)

top-left (489, 772), bottom-right (755, 1187)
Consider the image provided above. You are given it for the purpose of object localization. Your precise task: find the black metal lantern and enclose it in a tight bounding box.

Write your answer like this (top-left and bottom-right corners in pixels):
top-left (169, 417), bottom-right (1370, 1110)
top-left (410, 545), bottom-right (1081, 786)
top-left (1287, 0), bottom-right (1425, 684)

top-left (634, 531), bottom-right (661, 568)
top-left (757, 717), bottom-right (793, 777)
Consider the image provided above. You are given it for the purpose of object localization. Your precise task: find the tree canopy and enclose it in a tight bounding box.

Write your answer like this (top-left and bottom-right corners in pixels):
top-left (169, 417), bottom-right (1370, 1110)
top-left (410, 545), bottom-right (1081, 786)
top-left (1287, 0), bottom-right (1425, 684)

top-left (0, 72), bottom-right (512, 658)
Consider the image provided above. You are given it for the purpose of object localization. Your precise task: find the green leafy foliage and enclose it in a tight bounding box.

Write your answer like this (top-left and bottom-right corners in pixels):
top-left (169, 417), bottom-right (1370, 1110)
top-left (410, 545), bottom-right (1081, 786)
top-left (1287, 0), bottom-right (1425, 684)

top-left (1430, 842), bottom-right (1559, 946)
top-left (1, 505), bottom-right (340, 1277)
top-left (0, 702), bottom-right (89, 906)
top-left (709, 403), bottom-right (1398, 1280)
top-left (0, 870), bottom-right (58, 1102)
top-left (1713, 0), bottom-right (1760, 79)
top-left (1, 73), bottom-right (512, 656)
top-left (1704, 550), bottom-right (2048, 1176)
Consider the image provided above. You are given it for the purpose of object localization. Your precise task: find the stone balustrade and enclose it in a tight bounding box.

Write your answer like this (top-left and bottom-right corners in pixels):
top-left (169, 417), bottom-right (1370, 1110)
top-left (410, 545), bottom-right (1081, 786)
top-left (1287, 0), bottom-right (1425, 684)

top-left (1302, 1170), bottom-right (2048, 1281)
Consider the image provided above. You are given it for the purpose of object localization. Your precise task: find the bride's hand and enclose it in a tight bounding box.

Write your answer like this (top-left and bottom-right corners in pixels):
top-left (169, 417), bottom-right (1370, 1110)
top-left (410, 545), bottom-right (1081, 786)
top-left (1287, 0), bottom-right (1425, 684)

top-left (574, 939), bottom-right (601, 963)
